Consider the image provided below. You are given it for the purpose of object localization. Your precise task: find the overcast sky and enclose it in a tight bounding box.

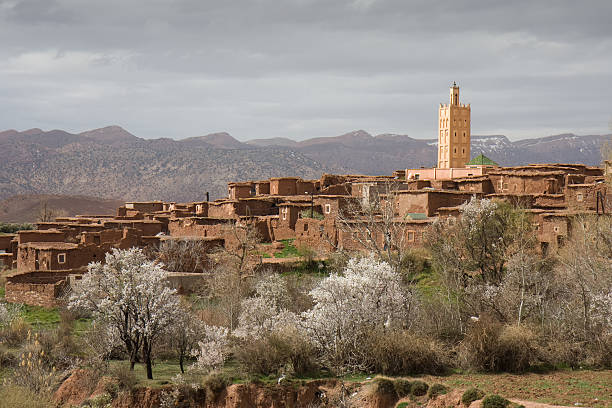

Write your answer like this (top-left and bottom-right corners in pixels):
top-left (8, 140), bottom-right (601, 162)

top-left (0, 0), bottom-right (611, 141)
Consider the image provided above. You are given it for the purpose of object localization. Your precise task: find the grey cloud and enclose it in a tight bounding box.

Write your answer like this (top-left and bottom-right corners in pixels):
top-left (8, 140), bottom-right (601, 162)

top-left (0, 0), bottom-right (610, 141)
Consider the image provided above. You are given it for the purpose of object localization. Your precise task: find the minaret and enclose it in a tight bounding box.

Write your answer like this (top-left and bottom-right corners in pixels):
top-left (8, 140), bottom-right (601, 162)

top-left (437, 82), bottom-right (471, 168)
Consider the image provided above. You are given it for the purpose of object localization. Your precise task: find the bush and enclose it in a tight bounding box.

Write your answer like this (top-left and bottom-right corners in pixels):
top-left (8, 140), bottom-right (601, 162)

top-left (235, 330), bottom-right (318, 377)
top-left (462, 387), bottom-right (485, 406)
top-left (202, 373), bottom-right (231, 401)
top-left (0, 318), bottom-right (31, 347)
top-left (109, 363), bottom-right (138, 391)
top-left (0, 344), bottom-right (17, 369)
top-left (373, 378), bottom-right (397, 398)
top-left (0, 384), bottom-right (52, 408)
top-left (482, 394), bottom-right (510, 408)
top-left (393, 379), bottom-right (412, 397)
top-left (410, 380), bottom-right (429, 396)
top-left (427, 383), bottom-right (449, 399)
top-left (461, 319), bottom-right (538, 372)
top-left (367, 330), bottom-right (449, 375)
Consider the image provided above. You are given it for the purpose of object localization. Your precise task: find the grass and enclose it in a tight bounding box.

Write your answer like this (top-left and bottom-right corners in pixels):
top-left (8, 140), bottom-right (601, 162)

top-left (422, 370), bottom-right (612, 407)
top-left (107, 360), bottom-right (186, 387)
top-left (20, 305), bottom-right (60, 329)
top-left (274, 239), bottom-right (300, 258)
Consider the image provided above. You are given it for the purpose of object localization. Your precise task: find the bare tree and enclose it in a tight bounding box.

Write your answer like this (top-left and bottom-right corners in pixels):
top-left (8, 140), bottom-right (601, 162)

top-left (215, 218), bottom-right (262, 274)
top-left (335, 181), bottom-right (412, 274)
top-left (156, 238), bottom-right (213, 273)
top-left (558, 215), bottom-right (612, 340)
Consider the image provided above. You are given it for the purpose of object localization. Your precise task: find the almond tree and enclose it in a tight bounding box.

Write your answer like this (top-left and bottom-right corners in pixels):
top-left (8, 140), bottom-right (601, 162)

top-left (301, 257), bottom-right (414, 373)
top-left (69, 248), bottom-right (180, 379)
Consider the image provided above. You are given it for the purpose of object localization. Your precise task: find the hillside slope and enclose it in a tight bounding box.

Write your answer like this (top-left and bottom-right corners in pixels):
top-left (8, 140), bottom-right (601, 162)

top-left (0, 127), bottom-right (337, 202)
top-left (0, 194), bottom-right (124, 223)
top-left (0, 126), bottom-right (608, 203)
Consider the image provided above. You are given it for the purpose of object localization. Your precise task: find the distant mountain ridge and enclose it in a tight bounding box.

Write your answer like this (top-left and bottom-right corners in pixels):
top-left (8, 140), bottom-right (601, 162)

top-left (0, 126), bottom-right (608, 203)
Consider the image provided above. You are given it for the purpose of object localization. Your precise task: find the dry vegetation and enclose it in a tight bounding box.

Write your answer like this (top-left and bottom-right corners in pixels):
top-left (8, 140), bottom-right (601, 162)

top-left (0, 198), bottom-right (611, 407)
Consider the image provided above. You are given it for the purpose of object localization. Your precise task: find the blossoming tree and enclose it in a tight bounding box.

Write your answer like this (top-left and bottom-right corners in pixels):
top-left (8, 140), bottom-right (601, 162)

top-left (69, 248), bottom-right (180, 379)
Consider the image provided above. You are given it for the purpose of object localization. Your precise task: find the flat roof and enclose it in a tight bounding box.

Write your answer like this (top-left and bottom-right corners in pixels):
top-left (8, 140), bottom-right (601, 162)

top-left (20, 242), bottom-right (79, 250)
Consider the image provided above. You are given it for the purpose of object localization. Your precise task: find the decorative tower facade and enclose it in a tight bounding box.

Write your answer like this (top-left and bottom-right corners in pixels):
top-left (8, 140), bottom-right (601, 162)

top-left (437, 82), bottom-right (471, 168)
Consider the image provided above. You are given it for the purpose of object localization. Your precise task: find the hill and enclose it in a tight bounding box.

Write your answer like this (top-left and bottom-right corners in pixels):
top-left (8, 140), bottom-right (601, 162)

top-left (0, 194), bottom-right (124, 223)
top-left (0, 126), bottom-right (608, 203)
top-left (0, 127), bottom-right (336, 202)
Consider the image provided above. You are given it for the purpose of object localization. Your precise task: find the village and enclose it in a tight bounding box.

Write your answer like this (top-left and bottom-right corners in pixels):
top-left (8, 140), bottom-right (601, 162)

top-left (1, 84), bottom-right (610, 308)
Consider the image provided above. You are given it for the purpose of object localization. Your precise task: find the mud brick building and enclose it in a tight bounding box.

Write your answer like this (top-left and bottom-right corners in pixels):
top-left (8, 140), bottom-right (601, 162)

top-left (3, 83), bottom-right (610, 307)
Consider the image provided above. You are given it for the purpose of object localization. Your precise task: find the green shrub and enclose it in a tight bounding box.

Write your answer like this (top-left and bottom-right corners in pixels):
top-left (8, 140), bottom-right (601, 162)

top-left (393, 379), bottom-right (412, 397)
top-left (367, 330), bottom-right (449, 375)
top-left (427, 383), bottom-right (449, 399)
top-left (410, 380), bottom-right (429, 396)
top-left (396, 403), bottom-right (409, 408)
top-left (373, 378), bottom-right (397, 398)
top-left (462, 387), bottom-right (485, 406)
top-left (482, 394), bottom-right (510, 408)
top-left (299, 209), bottom-right (324, 220)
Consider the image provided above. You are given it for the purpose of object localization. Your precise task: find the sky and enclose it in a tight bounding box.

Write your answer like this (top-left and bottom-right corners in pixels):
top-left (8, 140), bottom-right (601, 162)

top-left (0, 0), bottom-right (611, 141)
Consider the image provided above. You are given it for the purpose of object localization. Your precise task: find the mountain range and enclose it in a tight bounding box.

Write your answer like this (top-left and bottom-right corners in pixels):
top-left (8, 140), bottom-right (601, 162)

top-left (0, 126), bottom-right (609, 203)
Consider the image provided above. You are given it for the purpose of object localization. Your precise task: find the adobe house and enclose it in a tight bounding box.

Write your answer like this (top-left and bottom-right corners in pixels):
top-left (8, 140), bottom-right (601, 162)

top-left (314, 195), bottom-right (358, 219)
top-left (5, 270), bottom-right (72, 308)
top-left (394, 190), bottom-right (478, 217)
top-left (296, 179), bottom-right (320, 195)
top-left (17, 242), bottom-right (81, 272)
top-left (488, 169), bottom-right (566, 195)
top-left (254, 180), bottom-right (271, 195)
top-left (454, 176), bottom-right (494, 193)
top-left (228, 182), bottom-right (254, 199)
top-left (194, 201), bottom-right (209, 216)
top-left (276, 203), bottom-right (319, 240)
top-left (565, 183), bottom-right (608, 212)
top-left (17, 230), bottom-right (66, 244)
top-left (294, 218), bottom-right (337, 253)
top-left (270, 177), bottom-right (299, 195)
top-left (124, 201), bottom-right (164, 213)
top-left (351, 179), bottom-right (400, 206)
top-left (537, 212), bottom-right (572, 254)
top-left (0, 234), bottom-right (15, 252)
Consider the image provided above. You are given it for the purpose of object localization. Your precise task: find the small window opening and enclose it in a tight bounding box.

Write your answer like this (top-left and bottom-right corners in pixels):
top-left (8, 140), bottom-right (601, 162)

top-left (58, 253), bottom-right (66, 264)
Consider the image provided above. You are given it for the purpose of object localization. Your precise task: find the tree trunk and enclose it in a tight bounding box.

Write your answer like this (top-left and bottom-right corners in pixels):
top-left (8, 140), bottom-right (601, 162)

top-left (143, 340), bottom-right (153, 379)
top-left (179, 353), bottom-right (185, 374)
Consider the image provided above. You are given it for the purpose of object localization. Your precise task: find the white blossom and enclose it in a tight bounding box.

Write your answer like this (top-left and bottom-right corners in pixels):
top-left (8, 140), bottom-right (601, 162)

top-left (191, 325), bottom-right (229, 372)
top-left (235, 274), bottom-right (298, 338)
top-left (68, 248), bottom-right (180, 377)
top-left (301, 257), bottom-right (412, 370)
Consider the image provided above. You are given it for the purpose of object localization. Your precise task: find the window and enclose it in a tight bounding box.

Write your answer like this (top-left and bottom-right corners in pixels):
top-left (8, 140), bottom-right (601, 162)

top-left (553, 226), bottom-right (559, 233)
top-left (576, 193), bottom-right (584, 202)
top-left (58, 253), bottom-right (66, 264)
top-left (325, 204), bottom-right (331, 214)
top-left (304, 223), bottom-right (309, 232)
top-left (414, 174), bottom-right (420, 180)
top-left (319, 225), bottom-right (324, 232)
top-left (407, 231), bottom-right (415, 242)
top-left (281, 207), bottom-right (287, 220)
